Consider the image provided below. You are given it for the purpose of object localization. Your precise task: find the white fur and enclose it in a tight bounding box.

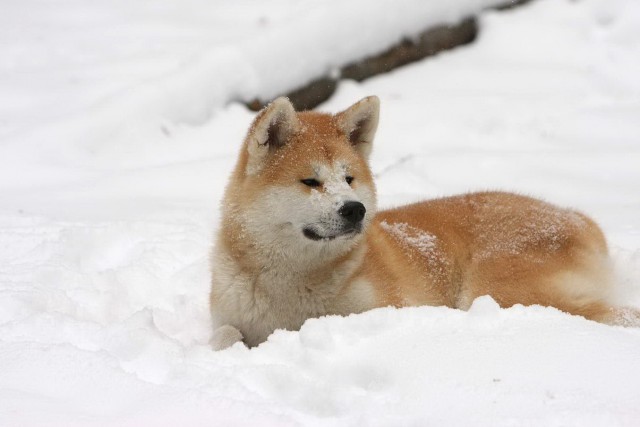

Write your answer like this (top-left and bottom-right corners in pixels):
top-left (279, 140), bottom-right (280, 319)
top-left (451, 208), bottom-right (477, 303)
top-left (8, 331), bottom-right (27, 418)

top-left (211, 240), bottom-right (372, 348)
top-left (240, 161), bottom-right (376, 264)
top-left (211, 161), bottom-right (377, 349)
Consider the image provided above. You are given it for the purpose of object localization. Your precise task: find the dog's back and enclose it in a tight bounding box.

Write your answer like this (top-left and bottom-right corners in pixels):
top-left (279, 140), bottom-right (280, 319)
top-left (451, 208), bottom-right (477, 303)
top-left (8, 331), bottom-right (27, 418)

top-left (367, 192), bottom-right (616, 322)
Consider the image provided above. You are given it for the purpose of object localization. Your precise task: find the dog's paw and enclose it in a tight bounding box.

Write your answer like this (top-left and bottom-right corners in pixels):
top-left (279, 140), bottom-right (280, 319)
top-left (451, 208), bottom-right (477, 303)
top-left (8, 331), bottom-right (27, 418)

top-left (210, 324), bottom-right (244, 350)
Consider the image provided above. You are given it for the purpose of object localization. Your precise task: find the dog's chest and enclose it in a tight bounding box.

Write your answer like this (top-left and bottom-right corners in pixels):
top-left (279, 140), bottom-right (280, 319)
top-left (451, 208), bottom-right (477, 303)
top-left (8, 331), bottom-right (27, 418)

top-left (214, 265), bottom-right (338, 346)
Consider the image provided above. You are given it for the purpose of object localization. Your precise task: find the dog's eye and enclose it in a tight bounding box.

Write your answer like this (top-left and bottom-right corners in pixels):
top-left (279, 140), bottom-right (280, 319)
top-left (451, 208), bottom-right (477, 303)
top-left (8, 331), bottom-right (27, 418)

top-left (301, 178), bottom-right (321, 188)
top-left (345, 176), bottom-right (354, 185)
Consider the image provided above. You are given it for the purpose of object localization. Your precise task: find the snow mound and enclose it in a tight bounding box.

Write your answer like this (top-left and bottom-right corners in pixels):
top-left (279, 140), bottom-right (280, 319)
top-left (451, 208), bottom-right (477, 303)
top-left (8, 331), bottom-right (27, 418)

top-left (4, 292), bottom-right (640, 426)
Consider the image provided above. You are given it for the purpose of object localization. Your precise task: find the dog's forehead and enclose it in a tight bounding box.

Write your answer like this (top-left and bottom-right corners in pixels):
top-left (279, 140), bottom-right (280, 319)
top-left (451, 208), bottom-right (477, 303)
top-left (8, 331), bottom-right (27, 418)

top-left (312, 161), bottom-right (348, 178)
top-left (288, 116), bottom-right (355, 166)
top-left (297, 111), bottom-right (342, 136)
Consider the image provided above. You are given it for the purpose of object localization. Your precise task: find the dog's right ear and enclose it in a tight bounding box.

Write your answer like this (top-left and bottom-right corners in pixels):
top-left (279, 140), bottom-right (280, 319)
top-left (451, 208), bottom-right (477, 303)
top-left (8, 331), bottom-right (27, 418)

top-left (336, 96), bottom-right (380, 161)
top-left (245, 97), bottom-right (299, 175)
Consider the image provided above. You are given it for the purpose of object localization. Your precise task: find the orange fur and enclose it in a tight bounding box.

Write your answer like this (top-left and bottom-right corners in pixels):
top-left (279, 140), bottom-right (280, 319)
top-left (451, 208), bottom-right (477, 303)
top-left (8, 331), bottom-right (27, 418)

top-left (209, 96), bottom-right (636, 350)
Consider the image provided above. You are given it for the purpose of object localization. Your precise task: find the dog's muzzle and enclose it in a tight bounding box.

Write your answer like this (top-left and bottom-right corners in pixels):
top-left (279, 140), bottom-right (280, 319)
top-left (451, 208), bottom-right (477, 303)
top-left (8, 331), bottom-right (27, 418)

top-left (303, 201), bottom-right (366, 241)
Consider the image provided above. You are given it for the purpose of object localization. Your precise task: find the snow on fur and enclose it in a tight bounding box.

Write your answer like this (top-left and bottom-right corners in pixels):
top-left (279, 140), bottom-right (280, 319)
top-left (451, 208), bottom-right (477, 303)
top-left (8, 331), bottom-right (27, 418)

top-left (1, 0), bottom-right (640, 425)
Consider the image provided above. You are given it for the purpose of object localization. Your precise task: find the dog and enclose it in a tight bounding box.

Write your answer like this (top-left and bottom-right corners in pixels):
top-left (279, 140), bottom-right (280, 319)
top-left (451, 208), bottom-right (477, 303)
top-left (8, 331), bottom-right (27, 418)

top-left (209, 96), bottom-right (638, 350)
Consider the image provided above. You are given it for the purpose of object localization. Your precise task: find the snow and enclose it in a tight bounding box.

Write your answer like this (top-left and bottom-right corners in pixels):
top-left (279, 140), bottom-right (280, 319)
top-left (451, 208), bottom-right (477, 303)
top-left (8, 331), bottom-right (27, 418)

top-left (0, 0), bottom-right (503, 190)
top-left (380, 221), bottom-right (440, 258)
top-left (2, 0), bottom-right (640, 425)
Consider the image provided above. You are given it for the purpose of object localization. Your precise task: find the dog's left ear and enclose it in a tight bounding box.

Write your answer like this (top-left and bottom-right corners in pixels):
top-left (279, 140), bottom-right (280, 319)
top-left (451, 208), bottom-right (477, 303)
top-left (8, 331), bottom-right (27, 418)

top-left (246, 97), bottom-right (300, 175)
top-left (336, 96), bottom-right (380, 160)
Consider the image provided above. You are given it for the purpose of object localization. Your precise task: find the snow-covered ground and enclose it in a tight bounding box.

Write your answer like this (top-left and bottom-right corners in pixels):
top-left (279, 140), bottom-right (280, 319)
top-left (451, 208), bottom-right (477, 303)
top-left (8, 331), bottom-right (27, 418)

top-left (2, 0), bottom-right (640, 425)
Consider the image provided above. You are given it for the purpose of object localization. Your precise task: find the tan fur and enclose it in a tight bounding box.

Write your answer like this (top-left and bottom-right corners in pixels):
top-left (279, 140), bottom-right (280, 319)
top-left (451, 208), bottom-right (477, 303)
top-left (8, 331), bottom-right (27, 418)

top-left (210, 96), bottom-right (638, 350)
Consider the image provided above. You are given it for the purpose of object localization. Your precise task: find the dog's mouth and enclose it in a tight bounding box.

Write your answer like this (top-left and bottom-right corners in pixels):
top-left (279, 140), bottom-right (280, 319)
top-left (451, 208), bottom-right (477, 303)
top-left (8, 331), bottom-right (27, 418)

top-left (303, 226), bottom-right (361, 241)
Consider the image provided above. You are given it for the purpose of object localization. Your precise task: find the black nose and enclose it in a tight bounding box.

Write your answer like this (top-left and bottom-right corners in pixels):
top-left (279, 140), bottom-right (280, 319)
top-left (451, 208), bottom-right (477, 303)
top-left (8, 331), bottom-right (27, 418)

top-left (339, 201), bottom-right (366, 225)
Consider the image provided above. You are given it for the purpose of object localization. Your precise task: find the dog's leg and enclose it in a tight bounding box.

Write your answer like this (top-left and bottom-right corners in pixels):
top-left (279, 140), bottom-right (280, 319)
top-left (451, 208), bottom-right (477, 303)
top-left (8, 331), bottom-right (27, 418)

top-left (210, 324), bottom-right (244, 350)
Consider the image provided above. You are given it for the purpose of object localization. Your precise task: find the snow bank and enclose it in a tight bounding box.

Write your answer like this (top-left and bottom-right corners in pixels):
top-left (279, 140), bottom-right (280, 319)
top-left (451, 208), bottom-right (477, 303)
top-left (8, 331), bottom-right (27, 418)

top-left (1, 0), bottom-right (640, 425)
top-left (0, 0), bottom-right (503, 193)
top-left (3, 297), bottom-right (640, 425)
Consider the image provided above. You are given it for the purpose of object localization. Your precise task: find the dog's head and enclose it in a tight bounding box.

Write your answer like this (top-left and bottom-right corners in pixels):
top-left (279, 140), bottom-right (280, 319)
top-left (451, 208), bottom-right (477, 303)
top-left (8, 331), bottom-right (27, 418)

top-left (225, 96), bottom-right (379, 260)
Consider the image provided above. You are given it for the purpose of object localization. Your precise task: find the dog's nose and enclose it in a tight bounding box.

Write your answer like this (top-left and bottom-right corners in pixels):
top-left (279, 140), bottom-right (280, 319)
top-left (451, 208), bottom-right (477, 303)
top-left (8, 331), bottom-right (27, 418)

top-left (339, 201), bottom-right (366, 225)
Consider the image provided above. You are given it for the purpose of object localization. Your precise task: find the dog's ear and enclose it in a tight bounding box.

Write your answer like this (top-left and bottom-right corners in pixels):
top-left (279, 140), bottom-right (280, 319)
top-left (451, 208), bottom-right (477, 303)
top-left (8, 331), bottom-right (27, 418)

top-left (246, 97), bottom-right (299, 175)
top-left (336, 96), bottom-right (380, 160)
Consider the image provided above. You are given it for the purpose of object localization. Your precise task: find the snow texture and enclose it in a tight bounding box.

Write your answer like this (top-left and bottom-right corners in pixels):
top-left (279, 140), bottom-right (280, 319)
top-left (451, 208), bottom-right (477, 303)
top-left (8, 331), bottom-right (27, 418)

top-left (1, 0), bottom-right (640, 425)
top-left (380, 221), bottom-right (439, 257)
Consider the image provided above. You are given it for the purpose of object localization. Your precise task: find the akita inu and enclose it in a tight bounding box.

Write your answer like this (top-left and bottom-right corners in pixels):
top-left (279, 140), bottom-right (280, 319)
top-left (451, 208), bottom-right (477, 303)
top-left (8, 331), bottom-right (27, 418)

top-left (210, 96), bottom-right (638, 350)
